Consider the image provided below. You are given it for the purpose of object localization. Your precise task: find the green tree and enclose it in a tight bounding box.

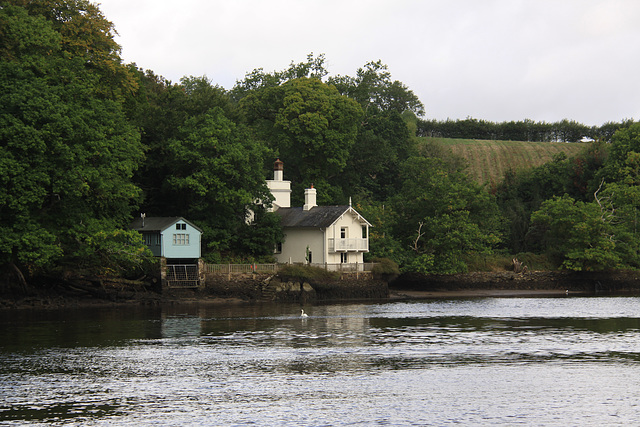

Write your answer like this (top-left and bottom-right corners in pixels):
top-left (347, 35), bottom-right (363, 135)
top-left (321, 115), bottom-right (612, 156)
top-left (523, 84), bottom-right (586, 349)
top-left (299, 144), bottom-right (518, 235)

top-left (0, 1), bottom-right (147, 277)
top-left (340, 107), bottom-right (414, 201)
top-left (391, 157), bottom-right (501, 273)
top-left (530, 195), bottom-right (620, 271)
top-left (599, 122), bottom-right (640, 183)
top-left (163, 106), bottom-right (275, 257)
top-left (495, 153), bottom-right (576, 253)
top-left (231, 53), bottom-right (329, 101)
top-left (129, 73), bottom-right (233, 214)
top-left (329, 60), bottom-right (424, 117)
top-left (353, 200), bottom-right (408, 266)
top-left (127, 72), bottom-right (282, 260)
top-left (241, 77), bottom-right (362, 205)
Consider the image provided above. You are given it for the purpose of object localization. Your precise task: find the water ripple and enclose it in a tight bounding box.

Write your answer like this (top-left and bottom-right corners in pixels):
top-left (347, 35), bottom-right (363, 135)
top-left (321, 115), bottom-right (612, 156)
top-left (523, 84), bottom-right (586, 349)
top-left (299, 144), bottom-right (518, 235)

top-left (1, 297), bottom-right (640, 425)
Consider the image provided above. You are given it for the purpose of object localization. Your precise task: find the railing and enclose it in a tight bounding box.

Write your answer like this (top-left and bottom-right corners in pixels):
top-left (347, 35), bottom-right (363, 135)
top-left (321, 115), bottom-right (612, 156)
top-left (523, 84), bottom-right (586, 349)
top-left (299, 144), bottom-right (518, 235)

top-left (166, 264), bottom-right (200, 288)
top-left (205, 262), bottom-right (376, 277)
top-left (309, 262), bottom-right (376, 272)
top-left (328, 238), bottom-right (369, 252)
top-left (205, 263), bottom-right (278, 274)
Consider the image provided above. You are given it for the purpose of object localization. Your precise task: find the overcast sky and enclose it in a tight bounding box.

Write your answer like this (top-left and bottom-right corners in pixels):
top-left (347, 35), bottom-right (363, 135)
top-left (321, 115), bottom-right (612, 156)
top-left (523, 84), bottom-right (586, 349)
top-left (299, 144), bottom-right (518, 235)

top-left (98, 0), bottom-right (640, 126)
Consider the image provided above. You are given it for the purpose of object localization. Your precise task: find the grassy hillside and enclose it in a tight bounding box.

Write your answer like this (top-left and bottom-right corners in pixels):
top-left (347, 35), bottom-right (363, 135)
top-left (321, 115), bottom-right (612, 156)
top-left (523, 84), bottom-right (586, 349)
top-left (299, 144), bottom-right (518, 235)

top-left (420, 137), bottom-right (588, 186)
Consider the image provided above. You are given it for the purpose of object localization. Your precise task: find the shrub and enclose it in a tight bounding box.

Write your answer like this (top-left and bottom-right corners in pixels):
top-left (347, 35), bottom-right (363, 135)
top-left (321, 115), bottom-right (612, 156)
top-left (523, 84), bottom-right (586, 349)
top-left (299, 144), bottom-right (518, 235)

top-left (371, 257), bottom-right (400, 276)
top-left (277, 264), bottom-right (340, 282)
top-left (463, 253), bottom-right (513, 272)
top-left (371, 257), bottom-right (400, 280)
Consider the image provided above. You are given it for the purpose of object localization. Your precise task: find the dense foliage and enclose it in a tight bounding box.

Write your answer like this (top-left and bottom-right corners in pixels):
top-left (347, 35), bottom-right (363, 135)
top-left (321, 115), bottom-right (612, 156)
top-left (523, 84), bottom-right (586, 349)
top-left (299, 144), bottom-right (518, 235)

top-left (1, 0), bottom-right (148, 278)
top-left (418, 117), bottom-right (635, 143)
top-left (2, 1), bottom-right (639, 284)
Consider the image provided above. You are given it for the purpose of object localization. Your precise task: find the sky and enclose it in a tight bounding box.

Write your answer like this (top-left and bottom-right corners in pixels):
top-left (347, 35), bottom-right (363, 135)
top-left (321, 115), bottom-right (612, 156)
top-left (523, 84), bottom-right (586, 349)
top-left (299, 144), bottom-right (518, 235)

top-left (97, 0), bottom-right (640, 127)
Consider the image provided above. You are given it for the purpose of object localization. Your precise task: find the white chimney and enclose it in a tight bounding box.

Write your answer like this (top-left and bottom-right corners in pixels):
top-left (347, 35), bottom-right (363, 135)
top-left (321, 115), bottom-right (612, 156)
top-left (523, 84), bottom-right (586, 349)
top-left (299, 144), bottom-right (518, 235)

top-left (303, 185), bottom-right (317, 211)
top-left (265, 158), bottom-right (291, 210)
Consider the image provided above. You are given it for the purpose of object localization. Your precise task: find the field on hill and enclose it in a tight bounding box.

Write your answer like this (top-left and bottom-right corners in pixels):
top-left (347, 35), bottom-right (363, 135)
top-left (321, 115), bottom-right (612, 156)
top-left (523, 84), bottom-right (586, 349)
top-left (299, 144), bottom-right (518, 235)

top-left (421, 137), bottom-right (588, 186)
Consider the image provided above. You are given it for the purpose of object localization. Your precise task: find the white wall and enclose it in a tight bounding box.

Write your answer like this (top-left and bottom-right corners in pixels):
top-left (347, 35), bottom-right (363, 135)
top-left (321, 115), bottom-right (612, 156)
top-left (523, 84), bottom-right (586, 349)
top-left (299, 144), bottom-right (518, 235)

top-left (276, 228), bottom-right (324, 264)
top-left (276, 210), bottom-right (369, 264)
top-left (324, 211), bottom-right (367, 264)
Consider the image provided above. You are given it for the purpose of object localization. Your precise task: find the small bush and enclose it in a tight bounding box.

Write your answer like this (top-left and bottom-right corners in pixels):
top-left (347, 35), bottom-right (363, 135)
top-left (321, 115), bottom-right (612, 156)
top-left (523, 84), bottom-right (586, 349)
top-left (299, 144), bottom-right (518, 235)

top-left (277, 264), bottom-right (340, 282)
top-left (463, 253), bottom-right (513, 272)
top-left (371, 257), bottom-right (400, 276)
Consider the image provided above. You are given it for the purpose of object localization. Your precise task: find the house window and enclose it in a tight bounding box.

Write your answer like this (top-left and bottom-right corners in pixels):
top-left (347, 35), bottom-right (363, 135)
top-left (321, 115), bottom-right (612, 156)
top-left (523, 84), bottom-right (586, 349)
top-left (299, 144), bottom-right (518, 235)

top-left (307, 250), bottom-right (312, 263)
top-left (173, 233), bottom-right (189, 245)
top-left (362, 225), bottom-right (367, 239)
top-left (340, 253), bottom-right (348, 263)
top-left (275, 242), bottom-right (282, 254)
top-left (341, 227), bottom-right (348, 239)
top-left (176, 223), bottom-right (186, 230)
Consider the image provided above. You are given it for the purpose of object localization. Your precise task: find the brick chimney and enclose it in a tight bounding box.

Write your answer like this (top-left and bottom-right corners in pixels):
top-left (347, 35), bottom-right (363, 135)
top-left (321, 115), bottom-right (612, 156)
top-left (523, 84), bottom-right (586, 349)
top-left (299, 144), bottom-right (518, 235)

top-left (273, 158), bottom-right (284, 181)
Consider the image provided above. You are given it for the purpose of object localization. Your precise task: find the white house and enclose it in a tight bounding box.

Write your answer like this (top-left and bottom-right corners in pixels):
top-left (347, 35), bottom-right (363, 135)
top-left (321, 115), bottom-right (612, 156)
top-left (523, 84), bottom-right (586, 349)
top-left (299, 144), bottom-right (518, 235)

top-left (129, 216), bottom-right (202, 260)
top-left (266, 160), bottom-right (371, 265)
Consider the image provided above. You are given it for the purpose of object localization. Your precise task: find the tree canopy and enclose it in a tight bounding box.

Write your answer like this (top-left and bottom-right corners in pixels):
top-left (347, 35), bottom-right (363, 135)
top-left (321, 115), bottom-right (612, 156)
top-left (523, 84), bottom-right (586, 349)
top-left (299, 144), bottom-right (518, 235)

top-left (0, 0), bottom-right (147, 276)
top-left (240, 76), bottom-right (362, 205)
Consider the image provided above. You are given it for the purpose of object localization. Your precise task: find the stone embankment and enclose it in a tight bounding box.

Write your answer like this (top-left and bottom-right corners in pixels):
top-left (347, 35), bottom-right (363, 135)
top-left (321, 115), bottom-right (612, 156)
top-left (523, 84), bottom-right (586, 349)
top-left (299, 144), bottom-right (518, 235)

top-left (204, 273), bottom-right (389, 303)
top-left (391, 270), bottom-right (640, 294)
top-left (4, 270), bottom-right (640, 309)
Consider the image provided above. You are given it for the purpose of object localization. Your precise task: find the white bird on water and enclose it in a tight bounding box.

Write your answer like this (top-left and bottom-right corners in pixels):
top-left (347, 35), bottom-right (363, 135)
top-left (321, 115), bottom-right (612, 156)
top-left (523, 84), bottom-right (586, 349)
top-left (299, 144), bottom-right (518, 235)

top-left (300, 309), bottom-right (308, 318)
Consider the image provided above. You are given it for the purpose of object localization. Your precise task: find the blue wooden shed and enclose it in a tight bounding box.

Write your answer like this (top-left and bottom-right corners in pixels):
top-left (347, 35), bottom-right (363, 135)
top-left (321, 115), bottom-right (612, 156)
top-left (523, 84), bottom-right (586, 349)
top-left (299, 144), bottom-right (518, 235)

top-left (130, 216), bottom-right (202, 259)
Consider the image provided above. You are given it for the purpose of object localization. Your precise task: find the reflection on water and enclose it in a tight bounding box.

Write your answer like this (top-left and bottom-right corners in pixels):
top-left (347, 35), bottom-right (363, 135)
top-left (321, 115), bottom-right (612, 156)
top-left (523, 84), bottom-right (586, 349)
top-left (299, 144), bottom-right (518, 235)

top-left (1, 297), bottom-right (639, 425)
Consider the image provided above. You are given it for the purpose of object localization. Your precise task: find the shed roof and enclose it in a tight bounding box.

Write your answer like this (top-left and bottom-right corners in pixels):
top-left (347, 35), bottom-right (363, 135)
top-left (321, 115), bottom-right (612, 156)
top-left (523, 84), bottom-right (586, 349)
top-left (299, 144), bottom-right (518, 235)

top-left (275, 206), bottom-right (371, 228)
top-left (129, 217), bottom-right (202, 232)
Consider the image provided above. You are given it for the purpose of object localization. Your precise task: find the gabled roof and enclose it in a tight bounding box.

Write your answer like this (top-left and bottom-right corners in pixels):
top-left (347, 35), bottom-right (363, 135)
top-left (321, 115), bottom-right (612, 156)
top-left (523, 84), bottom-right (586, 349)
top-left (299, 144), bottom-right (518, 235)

top-left (275, 206), bottom-right (371, 228)
top-left (129, 217), bottom-right (202, 232)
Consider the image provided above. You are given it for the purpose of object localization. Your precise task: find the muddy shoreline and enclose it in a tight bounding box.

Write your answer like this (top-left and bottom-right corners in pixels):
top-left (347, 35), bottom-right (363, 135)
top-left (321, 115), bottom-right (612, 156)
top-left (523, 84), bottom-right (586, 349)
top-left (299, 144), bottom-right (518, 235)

top-left (2, 270), bottom-right (639, 310)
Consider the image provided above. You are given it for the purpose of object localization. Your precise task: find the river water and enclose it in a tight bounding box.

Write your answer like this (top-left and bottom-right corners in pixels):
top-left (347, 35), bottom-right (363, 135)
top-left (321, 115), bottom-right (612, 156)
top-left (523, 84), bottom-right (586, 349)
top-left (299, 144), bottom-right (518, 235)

top-left (1, 296), bottom-right (639, 426)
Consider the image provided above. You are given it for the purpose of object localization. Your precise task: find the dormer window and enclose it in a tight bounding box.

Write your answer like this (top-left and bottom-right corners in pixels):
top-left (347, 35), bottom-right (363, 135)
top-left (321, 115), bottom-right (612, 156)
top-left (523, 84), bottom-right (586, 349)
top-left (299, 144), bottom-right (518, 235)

top-left (176, 223), bottom-right (186, 230)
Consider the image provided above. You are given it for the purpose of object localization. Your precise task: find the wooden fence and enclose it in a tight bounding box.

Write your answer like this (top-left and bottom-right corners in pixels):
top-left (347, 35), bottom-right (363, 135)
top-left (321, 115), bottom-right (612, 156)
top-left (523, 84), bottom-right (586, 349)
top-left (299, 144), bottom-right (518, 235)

top-left (205, 263), bottom-right (377, 278)
top-left (205, 263), bottom-right (279, 274)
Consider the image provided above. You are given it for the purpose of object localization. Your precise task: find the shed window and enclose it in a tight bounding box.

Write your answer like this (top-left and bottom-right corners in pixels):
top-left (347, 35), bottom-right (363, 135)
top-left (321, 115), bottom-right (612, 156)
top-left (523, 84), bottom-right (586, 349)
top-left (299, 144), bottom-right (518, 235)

top-left (176, 223), bottom-right (186, 230)
top-left (173, 233), bottom-right (190, 245)
top-left (144, 233), bottom-right (160, 246)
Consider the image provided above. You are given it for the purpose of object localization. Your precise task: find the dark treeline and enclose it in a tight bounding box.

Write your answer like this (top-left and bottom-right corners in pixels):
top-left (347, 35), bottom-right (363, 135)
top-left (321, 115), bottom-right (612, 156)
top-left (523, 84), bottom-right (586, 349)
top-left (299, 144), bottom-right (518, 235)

top-left (418, 117), bottom-right (636, 143)
top-left (2, 0), bottom-right (640, 288)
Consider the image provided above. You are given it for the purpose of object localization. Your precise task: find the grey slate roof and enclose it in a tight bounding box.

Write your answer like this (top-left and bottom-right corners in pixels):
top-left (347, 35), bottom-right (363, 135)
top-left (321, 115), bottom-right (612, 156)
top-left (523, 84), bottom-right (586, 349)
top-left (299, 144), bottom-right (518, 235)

top-left (276, 206), bottom-right (355, 228)
top-left (129, 217), bottom-right (202, 232)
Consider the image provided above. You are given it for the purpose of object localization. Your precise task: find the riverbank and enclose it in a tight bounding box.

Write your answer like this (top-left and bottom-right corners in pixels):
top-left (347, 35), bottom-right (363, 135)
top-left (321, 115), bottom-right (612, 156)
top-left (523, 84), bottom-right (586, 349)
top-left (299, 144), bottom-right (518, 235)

top-left (390, 270), bottom-right (640, 294)
top-left (391, 288), bottom-right (577, 299)
top-left (2, 270), bottom-right (639, 310)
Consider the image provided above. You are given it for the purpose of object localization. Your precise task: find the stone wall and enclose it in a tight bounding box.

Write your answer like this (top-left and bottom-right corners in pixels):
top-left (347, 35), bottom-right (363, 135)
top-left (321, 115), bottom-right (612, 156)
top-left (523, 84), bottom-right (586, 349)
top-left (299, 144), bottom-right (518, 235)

top-left (204, 272), bottom-right (389, 302)
top-left (391, 271), bottom-right (640, 293)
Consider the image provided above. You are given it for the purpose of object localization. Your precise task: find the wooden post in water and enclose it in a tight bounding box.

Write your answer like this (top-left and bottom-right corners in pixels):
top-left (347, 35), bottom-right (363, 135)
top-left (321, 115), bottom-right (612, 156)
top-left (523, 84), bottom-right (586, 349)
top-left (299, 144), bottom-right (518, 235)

top-left (198, 258), bottom-right (205, 290)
